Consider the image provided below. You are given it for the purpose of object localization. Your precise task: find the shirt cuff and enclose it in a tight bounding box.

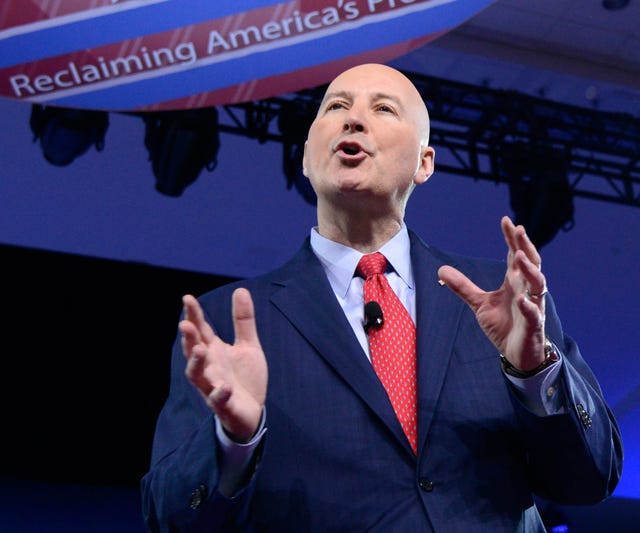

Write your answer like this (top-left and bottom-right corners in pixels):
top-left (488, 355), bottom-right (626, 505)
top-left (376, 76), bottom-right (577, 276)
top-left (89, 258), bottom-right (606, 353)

top-left (504, 357), bottom-right (565, 416)
top-left (215, 408), bottom-right (267, 497)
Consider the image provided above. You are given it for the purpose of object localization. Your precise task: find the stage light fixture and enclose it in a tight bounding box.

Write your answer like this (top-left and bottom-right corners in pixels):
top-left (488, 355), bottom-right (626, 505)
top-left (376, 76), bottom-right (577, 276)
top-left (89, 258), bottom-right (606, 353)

top-left (495, 142), bottom-right (575, 249)
top-left (277, 99), bottom-right (317, 206)
top-left (29, 104), bottom-right (109, 166)
top-left (142, 107), bottom-right (220, 197)
top-left (602, 0), bottom-right (630, 10)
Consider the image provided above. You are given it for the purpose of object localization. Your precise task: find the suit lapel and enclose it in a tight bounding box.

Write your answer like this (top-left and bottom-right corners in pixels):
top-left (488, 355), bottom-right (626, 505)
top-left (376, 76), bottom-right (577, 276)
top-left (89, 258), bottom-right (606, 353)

top-left (409, 231), bottom-right (466, 453)
top-left (269, 241), bottom-right (412, 452)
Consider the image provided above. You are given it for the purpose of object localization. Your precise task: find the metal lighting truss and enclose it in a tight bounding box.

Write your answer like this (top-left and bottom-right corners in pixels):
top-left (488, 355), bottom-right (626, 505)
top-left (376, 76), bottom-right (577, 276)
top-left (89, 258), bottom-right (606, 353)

top-left (215, 70), bottom-right (640, 208)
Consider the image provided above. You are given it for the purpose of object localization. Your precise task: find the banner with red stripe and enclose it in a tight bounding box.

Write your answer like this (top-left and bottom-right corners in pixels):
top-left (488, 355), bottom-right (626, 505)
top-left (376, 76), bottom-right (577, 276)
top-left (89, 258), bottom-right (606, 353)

top-left (0, 0), bottom-right (496, 110)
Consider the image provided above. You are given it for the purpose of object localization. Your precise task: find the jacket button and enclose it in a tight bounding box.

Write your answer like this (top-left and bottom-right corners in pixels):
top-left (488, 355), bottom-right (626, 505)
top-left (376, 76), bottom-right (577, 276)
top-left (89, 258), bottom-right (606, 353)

top-left (418, 477), bottom-right (434, 492)
top-left (189, 484), bottom-right (208, 510)
top-left (576, 403), bottom-right (593, 429)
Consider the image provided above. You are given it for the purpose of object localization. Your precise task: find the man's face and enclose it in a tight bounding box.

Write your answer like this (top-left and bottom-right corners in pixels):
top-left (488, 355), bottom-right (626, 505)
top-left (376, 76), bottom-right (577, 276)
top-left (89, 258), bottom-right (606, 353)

top-left (303, 64), bottom-right (433, 212)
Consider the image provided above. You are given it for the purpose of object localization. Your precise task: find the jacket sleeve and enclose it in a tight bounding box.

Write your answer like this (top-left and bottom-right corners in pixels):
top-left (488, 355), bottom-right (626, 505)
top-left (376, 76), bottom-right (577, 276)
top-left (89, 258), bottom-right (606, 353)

top-left (509, 293), bottom-right (624, 505)
top-left (140, 301), bottom-right (260, 532)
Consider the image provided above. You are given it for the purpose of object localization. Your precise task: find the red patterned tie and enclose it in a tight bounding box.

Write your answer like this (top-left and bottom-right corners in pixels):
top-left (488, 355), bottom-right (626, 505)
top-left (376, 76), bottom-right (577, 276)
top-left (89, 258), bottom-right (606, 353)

top-left (357, 252), bottom-right (418, 455)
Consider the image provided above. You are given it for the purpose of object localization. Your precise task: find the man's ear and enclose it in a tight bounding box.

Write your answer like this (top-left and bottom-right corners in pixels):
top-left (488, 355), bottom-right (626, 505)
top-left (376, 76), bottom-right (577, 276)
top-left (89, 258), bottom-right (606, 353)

top-left (302, 140), bottom-right (309, 177)
top-left (414, 145), bottom-right (435, 185)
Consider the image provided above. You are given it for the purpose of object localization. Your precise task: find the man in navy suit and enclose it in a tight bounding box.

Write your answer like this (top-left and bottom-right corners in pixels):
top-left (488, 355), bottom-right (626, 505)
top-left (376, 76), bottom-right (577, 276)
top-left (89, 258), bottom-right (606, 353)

top-left (141, 63), bottom-right (623, 532)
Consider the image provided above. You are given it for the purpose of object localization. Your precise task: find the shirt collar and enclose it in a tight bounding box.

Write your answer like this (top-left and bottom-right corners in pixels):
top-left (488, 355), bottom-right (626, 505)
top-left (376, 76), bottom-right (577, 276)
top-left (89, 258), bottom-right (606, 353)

top-left (310, 224), bottom-right (414, 298)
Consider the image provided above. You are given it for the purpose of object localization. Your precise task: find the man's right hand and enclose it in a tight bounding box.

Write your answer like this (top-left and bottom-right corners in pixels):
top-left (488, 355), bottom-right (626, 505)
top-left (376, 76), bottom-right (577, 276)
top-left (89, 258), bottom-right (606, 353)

top-left (179, 288), bottom-right (268, 443)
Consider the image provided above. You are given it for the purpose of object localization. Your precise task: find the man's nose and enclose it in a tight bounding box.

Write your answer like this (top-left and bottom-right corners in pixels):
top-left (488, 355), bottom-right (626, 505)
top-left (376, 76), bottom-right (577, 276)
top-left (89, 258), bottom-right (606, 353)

top-left (343, 109), bottom-right (366, 133)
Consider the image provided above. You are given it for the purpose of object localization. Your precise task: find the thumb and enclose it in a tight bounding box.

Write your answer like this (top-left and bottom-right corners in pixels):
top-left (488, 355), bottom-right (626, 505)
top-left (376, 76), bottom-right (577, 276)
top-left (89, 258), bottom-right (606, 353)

top-left (232, 287), bottom-right (260, 346)
top-left (437, 265), bottom-right (484, 311)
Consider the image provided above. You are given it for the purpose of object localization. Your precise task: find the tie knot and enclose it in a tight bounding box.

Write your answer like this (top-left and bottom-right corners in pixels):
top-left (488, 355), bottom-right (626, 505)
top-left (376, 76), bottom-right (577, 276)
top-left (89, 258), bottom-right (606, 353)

top-left (357, 252), bottom-right (387, 278)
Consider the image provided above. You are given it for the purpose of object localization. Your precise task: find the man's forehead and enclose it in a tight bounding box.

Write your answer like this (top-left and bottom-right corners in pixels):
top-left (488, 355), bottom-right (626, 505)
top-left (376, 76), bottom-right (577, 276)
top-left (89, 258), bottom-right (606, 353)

top-left (323, 88), bottom-right (421, 122)
top-left (323, 70), bottom-right (411, 103)
top-left (328, 66), bottom-right (407, 91)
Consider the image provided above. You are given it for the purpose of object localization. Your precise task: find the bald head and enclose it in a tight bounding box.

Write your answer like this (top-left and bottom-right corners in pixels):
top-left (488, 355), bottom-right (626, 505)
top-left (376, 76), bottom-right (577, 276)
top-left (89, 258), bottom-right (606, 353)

top-left (320, 63), bottom-right (431, 145)
top-left (303, 61), bottom-right (436, 233)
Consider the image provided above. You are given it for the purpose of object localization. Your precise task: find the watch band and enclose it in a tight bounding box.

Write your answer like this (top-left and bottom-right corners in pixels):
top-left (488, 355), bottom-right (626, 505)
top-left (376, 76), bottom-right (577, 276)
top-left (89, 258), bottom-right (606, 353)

top-left (500, 338), bottom-right (561, 379)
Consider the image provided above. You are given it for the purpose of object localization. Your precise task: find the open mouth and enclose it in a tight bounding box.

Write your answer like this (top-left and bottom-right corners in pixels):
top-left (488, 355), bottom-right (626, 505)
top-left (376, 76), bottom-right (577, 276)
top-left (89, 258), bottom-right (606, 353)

top-left (336, 140), bottom-right (366, 157)
top-left (342, 145), bottom-right (360, 155)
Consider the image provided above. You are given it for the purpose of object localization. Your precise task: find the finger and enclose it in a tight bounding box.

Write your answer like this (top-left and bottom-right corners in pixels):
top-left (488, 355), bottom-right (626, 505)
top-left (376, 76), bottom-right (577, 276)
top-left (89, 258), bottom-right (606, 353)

top-left (184, 347), bottom-right (213, 396)
top-left (232, 288), bottom-right (260, 346)
top-left (514, 250), bottom-right (547, 299)
top-left (517, 228), bottom-right (542, 270)
top-left (208, 382), bottom-right (232, 408)
top-left (182, 294), bottom-right (217, 344)
top-left (182, 294), bottom-right (199, 321)
top-left (500, 216), bottom-right (521, 267)
top-left (517, 294), bottom-right (546, 336)
top-left (179, 321), bottom-right (196, 357)
top-left (501, 216), bottom-right (541, 269)
top-left (437, 265), bottom-right (485, 311)
top-left (179, 321), bottom-right (214, 367)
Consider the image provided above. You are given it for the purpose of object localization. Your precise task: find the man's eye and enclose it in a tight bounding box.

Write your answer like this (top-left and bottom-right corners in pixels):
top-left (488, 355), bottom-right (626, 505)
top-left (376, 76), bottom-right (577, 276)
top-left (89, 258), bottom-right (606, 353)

top-left (377, 104), bottom-right (394, 113)
top-left (327, 102), bottom-right (344, 111)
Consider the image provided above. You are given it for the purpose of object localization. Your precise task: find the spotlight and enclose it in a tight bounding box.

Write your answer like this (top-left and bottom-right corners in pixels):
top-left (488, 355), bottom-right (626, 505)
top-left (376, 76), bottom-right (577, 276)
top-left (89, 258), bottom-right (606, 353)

top-left (278, 99), bottom-right (317, 206)
top-left (495, 142), bottom-right (575, 249)
top-left (602, 0), bottom-right (630, 10)
top-left (29, 104), bottom-right (109, 166)
top-left (142, 107), bottom-right (220, 197)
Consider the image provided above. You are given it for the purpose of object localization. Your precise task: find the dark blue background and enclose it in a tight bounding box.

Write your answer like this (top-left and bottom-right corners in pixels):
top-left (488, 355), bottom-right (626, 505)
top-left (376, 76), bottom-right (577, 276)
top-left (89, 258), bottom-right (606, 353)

top-left (0, 47), bottom-right (638, 530)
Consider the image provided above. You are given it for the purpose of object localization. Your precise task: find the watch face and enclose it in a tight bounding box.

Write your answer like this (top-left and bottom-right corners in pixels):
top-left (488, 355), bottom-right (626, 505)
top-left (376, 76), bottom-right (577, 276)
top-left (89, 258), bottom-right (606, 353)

top-left (544, 339), bottom-right (561, 363)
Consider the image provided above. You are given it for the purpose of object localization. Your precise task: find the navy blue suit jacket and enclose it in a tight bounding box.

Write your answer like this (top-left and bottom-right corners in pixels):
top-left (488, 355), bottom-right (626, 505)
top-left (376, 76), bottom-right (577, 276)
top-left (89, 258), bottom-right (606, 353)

top-left (141, 229), bottom-right (622, 532)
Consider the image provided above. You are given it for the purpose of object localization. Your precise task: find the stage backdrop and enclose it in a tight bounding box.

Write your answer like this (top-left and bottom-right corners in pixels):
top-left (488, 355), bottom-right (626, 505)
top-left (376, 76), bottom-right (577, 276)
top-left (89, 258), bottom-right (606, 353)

top-left (0, 0), bottom-right (496, 110)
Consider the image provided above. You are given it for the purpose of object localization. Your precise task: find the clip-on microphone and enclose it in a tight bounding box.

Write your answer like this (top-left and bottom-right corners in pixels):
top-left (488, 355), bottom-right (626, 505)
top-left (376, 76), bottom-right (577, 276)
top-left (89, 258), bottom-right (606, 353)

top-left (363, 301), bottom-right (384, 333)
